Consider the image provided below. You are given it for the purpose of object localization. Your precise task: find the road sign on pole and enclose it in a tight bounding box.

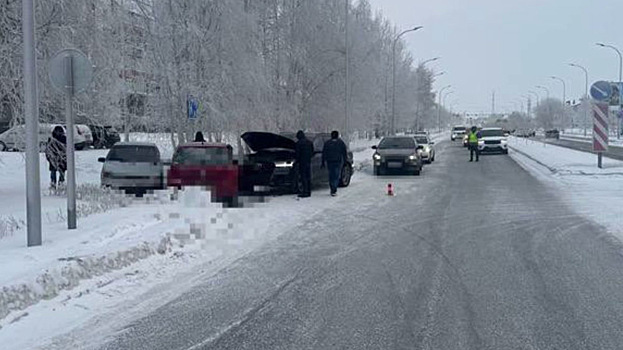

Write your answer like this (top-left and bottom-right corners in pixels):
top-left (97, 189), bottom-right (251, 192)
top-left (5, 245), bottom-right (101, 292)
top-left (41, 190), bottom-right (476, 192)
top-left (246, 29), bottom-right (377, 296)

top-left (187, 95), bottom-right (199, 120)
top-left (49, 49), bottom-right (93, 230)
top-left (590, 81), bottom-right (613, 101)
top-left (592, 101), bottom-right (609, 168)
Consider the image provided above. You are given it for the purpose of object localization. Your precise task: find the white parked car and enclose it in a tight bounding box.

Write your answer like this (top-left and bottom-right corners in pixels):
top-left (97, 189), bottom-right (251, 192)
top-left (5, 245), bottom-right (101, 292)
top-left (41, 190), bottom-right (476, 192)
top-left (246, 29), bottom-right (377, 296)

top-left (478, 127), bottom-right (509, 154)
top-left (98, 142), bottom-right (165, 195)
top-left (451, 126), bottom-right (466, 141)
top-left (0, 123), bottom-right (93, 152)
top-left (414, 134), bottom-right (436, 164)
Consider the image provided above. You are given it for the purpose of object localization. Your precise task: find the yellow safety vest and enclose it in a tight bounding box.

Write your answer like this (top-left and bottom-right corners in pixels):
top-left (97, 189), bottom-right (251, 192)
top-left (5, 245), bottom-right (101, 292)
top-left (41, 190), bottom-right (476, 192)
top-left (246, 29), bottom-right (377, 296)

top-left (468, 132), bottom-right (478, 144)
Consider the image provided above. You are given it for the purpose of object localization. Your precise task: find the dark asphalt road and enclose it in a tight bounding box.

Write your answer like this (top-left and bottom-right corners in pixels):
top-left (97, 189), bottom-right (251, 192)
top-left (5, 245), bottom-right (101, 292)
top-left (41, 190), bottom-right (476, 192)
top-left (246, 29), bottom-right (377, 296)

top-left (534, 135), bottom-right (623, 161)
top-left (98, 140), bottom-right (623, 350)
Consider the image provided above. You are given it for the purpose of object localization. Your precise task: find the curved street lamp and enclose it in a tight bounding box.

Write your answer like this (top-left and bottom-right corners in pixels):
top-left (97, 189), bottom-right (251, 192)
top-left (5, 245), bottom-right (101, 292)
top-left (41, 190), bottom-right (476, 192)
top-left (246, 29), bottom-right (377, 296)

top-left (536, 85), bottom-right (550, 100)
top-left (569, 63), bottom-right (590, 136)
top-left (391, 26), bottom-right (423, 135)
top-left (597, 43), bottom-right (622, 138)
top-left (437, 85), bottom-right (452, 132)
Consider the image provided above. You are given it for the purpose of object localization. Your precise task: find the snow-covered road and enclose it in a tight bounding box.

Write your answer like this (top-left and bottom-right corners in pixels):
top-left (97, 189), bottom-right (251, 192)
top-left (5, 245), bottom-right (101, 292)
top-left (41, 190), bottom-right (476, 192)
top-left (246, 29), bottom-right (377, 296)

top-left (20, 138), bottom-right (623, 350)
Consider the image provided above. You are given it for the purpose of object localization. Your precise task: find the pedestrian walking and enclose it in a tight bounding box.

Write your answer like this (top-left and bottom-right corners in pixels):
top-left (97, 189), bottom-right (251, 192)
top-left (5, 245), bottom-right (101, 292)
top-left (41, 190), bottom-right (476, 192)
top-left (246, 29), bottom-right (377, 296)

top-left (467, 126), bottom-right (480, 162)
top-left (45, 126), bottom-right (67, 189)
top-left (322, 130), bottom-right (347, 197)
top-left (295, 130), bottom-right (314, 198)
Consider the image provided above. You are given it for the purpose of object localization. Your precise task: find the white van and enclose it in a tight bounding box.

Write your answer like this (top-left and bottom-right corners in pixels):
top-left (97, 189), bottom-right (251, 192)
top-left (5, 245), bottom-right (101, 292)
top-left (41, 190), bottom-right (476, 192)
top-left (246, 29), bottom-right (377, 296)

top-left (0, 123), bottom-right (93, 152)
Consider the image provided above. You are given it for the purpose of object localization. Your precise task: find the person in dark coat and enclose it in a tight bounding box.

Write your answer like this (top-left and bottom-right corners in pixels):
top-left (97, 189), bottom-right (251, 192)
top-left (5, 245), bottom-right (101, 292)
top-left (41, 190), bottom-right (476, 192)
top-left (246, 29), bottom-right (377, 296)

top-left (194, 131), bottom-right (206, 142)
top-left (322, 130), bottom-right (347, 196)
top-left (295, 130), bottom-right (314, 198)
top-left (45, 126), bottom-right (67, 188)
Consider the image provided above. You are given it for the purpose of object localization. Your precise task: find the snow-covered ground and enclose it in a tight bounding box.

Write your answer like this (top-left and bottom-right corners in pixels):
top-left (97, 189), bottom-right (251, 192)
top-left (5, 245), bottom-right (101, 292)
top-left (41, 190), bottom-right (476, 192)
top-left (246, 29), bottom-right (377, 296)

top-left (508, 137), bottom-right (623, 239)
top-left (0, 131), bottom-right (444, 350)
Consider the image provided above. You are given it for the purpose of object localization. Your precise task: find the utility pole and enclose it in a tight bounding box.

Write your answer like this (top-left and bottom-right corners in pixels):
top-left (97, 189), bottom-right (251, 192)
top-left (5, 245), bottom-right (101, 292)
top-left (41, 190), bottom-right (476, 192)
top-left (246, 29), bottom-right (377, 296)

top-left (22, 0), bottom-right (42, 246)
top-left (344, 0), bottom-right (350, 143)
top-left (491, 91), bottom-right (496, 116)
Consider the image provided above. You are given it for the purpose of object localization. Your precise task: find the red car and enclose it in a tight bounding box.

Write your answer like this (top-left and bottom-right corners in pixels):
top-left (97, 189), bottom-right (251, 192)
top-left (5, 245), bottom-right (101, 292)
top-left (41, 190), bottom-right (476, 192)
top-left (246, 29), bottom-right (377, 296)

top-left (167, 142), bottom-right (239, 205)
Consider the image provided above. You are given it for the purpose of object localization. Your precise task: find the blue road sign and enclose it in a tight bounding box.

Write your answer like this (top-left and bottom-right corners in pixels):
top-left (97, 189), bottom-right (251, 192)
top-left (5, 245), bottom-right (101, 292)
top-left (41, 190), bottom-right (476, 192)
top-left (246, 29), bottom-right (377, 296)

top-left (187, 96), bottom-right (199, 120)
top-left (590, 81), bottom-right (612, 101)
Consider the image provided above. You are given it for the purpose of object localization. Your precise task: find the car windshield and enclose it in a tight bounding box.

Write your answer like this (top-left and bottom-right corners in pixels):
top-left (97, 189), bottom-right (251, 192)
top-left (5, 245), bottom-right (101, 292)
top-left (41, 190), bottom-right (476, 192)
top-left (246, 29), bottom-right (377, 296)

top-left (173, 147), bottom-right (231, 165)
top-left (415, 137), bottom-right (428, 144)
top-left (378, 137), bottom-right (415, 149)
top-left (107, 146), bottom-right (159, 163)
top-left (453, 127), bottom-right (466, 131)
top-left (480, 129), bottom-right (505, 137)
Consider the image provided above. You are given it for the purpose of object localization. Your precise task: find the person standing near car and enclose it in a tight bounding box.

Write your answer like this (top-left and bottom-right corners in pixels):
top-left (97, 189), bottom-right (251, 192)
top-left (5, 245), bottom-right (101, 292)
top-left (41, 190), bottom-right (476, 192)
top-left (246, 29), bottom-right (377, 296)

top-left (322, 130), bottom-right (347, 197)
top-left (295, 130), bottom-right (314, 198)
top-left (194, 131), bottom-right (206, 142)
top-left (467, 126), bottom-right (480, 162)
top-left (45, 126), bottom-right (67, 189)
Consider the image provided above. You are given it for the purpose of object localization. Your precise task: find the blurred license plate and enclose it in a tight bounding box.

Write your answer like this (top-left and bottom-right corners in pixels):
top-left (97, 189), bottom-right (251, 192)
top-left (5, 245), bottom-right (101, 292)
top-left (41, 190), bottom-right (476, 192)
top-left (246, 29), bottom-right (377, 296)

top-left (387, 162), bottom-right (402, 168)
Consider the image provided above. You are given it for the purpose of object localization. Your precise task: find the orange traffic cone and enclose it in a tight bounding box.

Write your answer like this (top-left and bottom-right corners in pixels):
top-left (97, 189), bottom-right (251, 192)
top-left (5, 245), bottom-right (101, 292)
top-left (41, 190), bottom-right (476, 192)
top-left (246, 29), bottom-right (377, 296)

top-left (387, 183), bottom-right (394, 196)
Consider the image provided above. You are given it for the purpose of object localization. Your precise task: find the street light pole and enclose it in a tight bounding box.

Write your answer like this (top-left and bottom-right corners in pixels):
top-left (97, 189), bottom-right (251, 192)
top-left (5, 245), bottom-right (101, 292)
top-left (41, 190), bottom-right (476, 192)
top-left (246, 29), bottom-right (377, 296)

top-left (569, 63), bottom-right (589, 136)
top-left (528, 90), bottom-right (540, 111)
top-left (420, 57), bottom-right (440, 66)
top-left (597, 43), bottom-right (623, 139)
top-left (344, 0), bottom-right (350, 142)
top-left (391, 26), bottom-right (423, 135)
top-left (22, 0), bottom-right (42, 246)
top-left (536, 85), bottom-right (550, 100)
top-left (437, 85), bottom-right (451, 132)
top-left (551, 76), bottom-right (567, 129)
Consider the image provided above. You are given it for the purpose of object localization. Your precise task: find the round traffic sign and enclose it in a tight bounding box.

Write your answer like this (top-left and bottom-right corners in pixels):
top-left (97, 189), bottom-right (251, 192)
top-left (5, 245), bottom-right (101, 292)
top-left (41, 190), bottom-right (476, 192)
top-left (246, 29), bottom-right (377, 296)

top-left (48, 49), bottom-right (93, 94)
top-left (590, 80), bottom-right (612, 101)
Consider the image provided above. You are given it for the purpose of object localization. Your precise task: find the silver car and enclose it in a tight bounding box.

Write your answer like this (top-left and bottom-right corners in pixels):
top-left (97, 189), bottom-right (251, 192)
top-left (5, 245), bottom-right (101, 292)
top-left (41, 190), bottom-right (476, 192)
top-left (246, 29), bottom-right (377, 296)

top-left (414, 135), bottom-right (436, 164)
top-left (98, 142), bottom-right (164, 194)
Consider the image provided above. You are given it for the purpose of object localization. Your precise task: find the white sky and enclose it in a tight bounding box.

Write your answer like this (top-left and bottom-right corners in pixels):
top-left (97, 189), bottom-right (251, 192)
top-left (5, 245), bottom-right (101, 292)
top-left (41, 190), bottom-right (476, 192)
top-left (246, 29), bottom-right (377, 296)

top-left (367, 0), bottom-right (623, 114)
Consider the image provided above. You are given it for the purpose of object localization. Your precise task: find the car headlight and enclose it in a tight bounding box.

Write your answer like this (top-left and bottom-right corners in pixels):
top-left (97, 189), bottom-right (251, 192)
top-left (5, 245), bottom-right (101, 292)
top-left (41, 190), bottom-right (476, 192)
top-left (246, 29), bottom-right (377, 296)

top-left (373, 153), bottom-right (381, 161)
top-left (424, 146), bottom-right (430, 152)
top-left (408, 154), bottom-right (418, 160)
top-left (478, 140), bottom-right (484, 145)
top-left (501, 139), bottom-right (508, 144)
top-left (275, 161), bottom-right (294, 168)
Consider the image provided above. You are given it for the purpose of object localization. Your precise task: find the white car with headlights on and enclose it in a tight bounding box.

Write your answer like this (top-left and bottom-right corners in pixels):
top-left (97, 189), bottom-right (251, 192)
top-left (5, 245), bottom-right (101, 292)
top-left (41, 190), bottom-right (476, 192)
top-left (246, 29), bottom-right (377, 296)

top-left (477, 127), bottom-right (509, 154)
top-left (414, 134), bottom-right (435, 164)
top-left (372, 136), bottom-right (423, 176)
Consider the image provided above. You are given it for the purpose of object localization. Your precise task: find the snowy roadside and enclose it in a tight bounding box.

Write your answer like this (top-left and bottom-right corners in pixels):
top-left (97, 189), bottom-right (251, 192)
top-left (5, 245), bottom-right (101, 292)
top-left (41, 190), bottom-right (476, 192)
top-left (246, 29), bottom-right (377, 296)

top-left (0, 136), bottom-right (382, 350)
top-left (508, 137), bottom-right (623, 240)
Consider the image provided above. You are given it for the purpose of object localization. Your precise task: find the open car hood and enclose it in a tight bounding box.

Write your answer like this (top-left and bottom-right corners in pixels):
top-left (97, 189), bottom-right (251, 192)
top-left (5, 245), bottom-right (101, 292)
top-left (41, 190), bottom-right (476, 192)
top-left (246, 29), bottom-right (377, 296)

top-left (241, 132), bottom-right (296, 152)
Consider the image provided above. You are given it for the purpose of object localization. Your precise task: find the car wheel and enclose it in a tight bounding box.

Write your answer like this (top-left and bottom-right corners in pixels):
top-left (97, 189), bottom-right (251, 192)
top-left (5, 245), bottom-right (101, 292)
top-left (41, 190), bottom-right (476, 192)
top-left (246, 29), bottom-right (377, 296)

top-left (503, 150), bottom-right (509, 155)
top-left (414, 168), bottom-right (421, 176)
top-left (0, 141), bottom-right (7, 152)
top-left (338, 164), bottom-right (352, 187)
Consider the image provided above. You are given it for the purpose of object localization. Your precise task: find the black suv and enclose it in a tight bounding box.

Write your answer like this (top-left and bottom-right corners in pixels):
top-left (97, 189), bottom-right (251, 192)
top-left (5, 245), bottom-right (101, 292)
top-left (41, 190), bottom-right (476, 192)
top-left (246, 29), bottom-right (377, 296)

top-left (89, 125), bottom-right (121, 149)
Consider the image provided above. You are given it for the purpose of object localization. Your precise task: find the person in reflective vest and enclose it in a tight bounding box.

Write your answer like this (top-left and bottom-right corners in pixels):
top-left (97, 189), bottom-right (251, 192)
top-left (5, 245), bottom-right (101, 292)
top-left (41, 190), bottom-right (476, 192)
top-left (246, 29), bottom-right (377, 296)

top-left (468, 126), bottom-right (480, 162)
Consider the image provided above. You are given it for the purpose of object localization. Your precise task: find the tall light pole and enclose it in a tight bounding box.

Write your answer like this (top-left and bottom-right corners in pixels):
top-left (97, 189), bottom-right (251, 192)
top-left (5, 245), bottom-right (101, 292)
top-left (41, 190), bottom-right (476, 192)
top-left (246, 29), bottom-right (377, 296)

top-left (536, 85), bottom-right (550, 100)
top-left (421, 57), bottom-right (440, 66)
top-left (528, 90), bottom-right (540, 111)
top-left (437, 86), bottom-right (452, 132)
top-left (344, 0), bottom-right (350, 142)
top-left (391, 26), bottom-right (423, 135)
top-left (22, 0), bottom-right (42, 246)
top-left (550, 76), bottom-right (566, 105)
top-left (551, 76), bottom-right (567, 129)
top-left (597, 43), bottom-right (623, 139)
top-left (569, 63), bottom-right (589, 136)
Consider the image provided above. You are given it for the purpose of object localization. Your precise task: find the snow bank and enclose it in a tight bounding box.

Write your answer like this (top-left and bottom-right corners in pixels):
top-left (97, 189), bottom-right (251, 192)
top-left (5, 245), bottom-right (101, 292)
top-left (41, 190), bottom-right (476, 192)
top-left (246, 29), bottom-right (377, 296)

top-left (0, 136), bottom-right (382, 326)
top-left (508, 137), bottom-right (623, 239)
